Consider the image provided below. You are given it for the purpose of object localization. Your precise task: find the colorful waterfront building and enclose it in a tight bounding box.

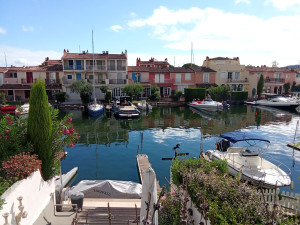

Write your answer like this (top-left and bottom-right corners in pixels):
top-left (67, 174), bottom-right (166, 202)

top-left (136, 57), bottom-right (169, 68)
top-left (0, 58), bottom-right (63, 101)
top-left (61, 49), bottom-right (128, 101)
top-left (246, 65), bottom-right (297, 94)
top-left (202, 56), bottom-right (254, 97)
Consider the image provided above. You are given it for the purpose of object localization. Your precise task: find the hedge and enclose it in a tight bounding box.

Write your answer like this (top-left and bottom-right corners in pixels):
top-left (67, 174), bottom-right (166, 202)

top-left (184, 88), bottom-right (206, 102)
top-left (232, 91), bottom-right (248, 101)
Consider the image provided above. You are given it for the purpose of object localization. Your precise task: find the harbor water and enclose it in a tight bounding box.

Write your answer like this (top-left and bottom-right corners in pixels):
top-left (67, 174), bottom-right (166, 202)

top-left (61, 105), bottom-right (300, 193)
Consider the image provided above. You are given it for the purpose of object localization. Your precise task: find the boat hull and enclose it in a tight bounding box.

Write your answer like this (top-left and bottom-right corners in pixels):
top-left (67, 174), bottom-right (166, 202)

top-left (206, 150), bottom-right (291, 188)
top-left (87, 104), bottom-right (104, 116)
top-left (1, 105), bottom-right (17, 112)
top-left (189, 104), bottom-right (223, 112)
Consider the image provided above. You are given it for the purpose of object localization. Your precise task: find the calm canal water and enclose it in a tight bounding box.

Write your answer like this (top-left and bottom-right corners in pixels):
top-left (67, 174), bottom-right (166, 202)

top-left (61, 105), bottom-right (300, 193)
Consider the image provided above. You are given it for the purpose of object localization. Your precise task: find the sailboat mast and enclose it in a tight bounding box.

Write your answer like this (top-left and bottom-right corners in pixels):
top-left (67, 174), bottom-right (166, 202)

top-left (92, 30), bottom-right (96, 102)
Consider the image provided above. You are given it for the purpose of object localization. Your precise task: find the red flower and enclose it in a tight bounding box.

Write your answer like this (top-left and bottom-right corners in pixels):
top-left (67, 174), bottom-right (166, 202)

top-left (65, 129), bottom-right (69, 134)
top-left (68, 117), bottom-right (72, 122)
top-left (5, 136), bottom-right (9, 140)
top-left (70, 128), bottom-right (74, 134)
top-left (70, 143), bottom-right (74, 147)
top-left (8, 120), bottom-right (13, 124)
top-left (5, 130), bottom-right (9, 134)
top-left (5, 115), bottom-right (10, 120)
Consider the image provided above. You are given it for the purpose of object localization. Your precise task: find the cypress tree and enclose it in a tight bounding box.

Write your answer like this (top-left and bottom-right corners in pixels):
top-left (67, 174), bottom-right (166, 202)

top-left (257, 74), bottom-right (264, 98)
top-left (27, 79), bottom-right (53, 180)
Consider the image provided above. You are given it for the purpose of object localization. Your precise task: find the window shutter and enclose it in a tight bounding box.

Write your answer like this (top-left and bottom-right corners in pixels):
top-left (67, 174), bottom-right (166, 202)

top-left (46, 72), bottom-right (49, 80)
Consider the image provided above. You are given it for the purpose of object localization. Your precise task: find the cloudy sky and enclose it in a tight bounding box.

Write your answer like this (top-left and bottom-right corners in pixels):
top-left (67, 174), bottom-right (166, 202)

top-left (1, 0), bottom-right (300, 67)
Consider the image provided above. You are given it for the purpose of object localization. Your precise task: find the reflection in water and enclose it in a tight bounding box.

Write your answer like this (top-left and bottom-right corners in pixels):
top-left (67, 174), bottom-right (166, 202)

top-left (61, 105), bottom-right (300, 193)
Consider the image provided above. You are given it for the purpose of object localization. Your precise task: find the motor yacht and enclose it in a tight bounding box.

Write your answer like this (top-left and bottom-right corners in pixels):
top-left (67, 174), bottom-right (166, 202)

top-left (189, 98), bottom-right (223, 112)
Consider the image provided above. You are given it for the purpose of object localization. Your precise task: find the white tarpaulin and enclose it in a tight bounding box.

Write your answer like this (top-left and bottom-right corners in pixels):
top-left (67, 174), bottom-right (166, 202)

top-left (140, 167), bottom-right (158, 225)
top-left (69, 180), bottom-right (142, 199)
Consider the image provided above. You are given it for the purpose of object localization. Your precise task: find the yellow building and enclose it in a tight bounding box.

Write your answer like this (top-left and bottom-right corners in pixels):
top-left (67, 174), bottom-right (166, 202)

top-left (202, 56), bottom-right (255, 97)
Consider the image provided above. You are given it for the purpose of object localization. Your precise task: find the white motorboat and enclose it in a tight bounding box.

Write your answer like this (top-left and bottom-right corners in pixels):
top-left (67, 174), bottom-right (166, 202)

top-left (255, 95), bottom-right (300, 109)
top-left (137, 100), bottom-right (152, 111)
top-left (15, 103), bottom-right (30, 115)
top-left (113, 97), bottom-right (140, 118)
top-left (206, 131), bottom-right (291, 188)
top-left (189, 99), bottom-right (223, 112)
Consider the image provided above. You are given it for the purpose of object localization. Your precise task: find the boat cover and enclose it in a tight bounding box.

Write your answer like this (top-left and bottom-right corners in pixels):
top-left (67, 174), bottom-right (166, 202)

top-left (220, 131), bottom-right (270, 143)
top-left (69, 180), bottom-right (142, 199)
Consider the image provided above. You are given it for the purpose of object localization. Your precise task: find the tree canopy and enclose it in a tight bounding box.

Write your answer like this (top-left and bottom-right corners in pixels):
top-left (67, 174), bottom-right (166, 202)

top-left (123, 83), bottom-right (143, 100)
top-left (69, 80), bottom-right (93, 103)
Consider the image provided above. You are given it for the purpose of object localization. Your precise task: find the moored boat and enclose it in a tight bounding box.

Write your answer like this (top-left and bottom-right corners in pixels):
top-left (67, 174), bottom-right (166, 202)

top-left (137, 100), bottom-right (152, 111)
top-left (189, 98), bottom-right (223, 112)
top-left (206, 131), bottom-right (291, 188)
top-left (1, 105), bottom-right (17, 112)
top-left (255, 95), bottom-right (300, 109)
top-left (113, 97), bottom-right (140, 118)
top-left (87, 99), bottom-right (104, 117)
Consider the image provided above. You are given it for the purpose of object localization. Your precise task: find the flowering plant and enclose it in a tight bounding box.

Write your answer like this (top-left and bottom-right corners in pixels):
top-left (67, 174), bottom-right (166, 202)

top-left (0, 114), bottom-right (28, 161)
top-left (1, 152), bottom-right (41, 180)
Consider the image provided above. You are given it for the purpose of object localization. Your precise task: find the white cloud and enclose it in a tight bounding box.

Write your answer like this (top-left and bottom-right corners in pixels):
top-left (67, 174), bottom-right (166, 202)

top-left (128, 6), bottom-right (300, 66)
top-left (110, 25), bottom-right (123, 32)
top-left (22, 25), bottom-right (35, 32)
top-left (266, 0), bottom-right (300, 10)
top-left (235, 0), bottom-right (251, 4)
top-left (0, 45), bottom-right (62, 67)
top-left (0, 27), bottom-right (7, 34)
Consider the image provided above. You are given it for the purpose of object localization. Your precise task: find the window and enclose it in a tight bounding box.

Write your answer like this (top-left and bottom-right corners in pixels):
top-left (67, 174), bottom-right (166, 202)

top-left (109, 60), bottom-right (115, 70)
top-left (221, 72), bottom-right (226, 79)
top-left (88, 75), bottom-right (93, 80)
top-left (155, 74), bottom-right (165, 83)
top-left (274, 72), bottom-right (282, 79)
top-left (67, 75), bottom-right (73, 80)
top-left (68, 60), bottom-right (73, 66)
top-left (117, 60), bottom-right (124, 70)
top-left (8, 90), bottom-right (13, 95)
top-left (286, 74), bottom-right (289, 79)
top-left (203, 73), bottom-right (209, 83)
top-left (175, 73), bottom-right (181, 83)
top-left (76, 73), bottom-right (82, 80)
top-left (13, 73), bottom-right (17, 78)
top-left (234, 72), bottom-right (240, 80)
top-left (185, 73), bottom-right (191, 80)
top-left (178, 85), bottom-right (189, 93)
top-left (228, 72), bottom-right (233, 80)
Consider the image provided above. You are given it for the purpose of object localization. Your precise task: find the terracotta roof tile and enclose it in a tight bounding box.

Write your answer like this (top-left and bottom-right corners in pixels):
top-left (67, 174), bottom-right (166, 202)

top-left (62, 52), bottom-right (127, 60)
top-left (128, 66), bottom-right (150, 72)
top-left (189, 66), bottom-right (216, 72)
top-left (245, 66), bottom-right (294, 73)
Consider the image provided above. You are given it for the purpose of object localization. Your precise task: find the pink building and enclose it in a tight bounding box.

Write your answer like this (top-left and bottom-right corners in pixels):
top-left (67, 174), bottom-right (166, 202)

top-left (246, 65), bottom-right (297, 94)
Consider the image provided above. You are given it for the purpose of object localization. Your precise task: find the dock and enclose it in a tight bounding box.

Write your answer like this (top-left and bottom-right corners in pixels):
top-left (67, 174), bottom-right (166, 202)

top-left (287, 142), bottom-right (300, 151)
top-left (136, 154), bottom-right (161, 192)
top-left (57, 104), bottom-right (85, 110)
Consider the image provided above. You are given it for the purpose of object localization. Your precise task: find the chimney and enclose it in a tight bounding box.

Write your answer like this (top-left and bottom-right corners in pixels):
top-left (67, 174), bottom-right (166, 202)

top-left (87, 50), bottom-right (88, 53)
top-left (165, 58), bottom-right (168, 62)
top-left (64, 49), bottom-right (66, 53)
top-left (67, 49), bottom-right (69, 53)
top-left (102, 51), bottom-right (105, 54)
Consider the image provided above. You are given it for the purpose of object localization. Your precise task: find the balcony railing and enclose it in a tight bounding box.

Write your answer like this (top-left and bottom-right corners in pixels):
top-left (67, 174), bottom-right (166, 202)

top-left (227, 78), bottom-right (248, 83)
top-left (21, 78), bottom-right (37, 84)
top-left (150, 79), bottom-right (174, 85)
top-left (64, 65), bottom-right (74, 70)
top-left (62, 78), bottom-right (73, 84)
top-left (265, 78), bottom-right (285, 83)
top-left (117, 66), bottom-right (126, 71)
top-left (109, 79), bottom-right (126, 84)
top-left (45, 79), bottom-right (61, 85)
top-left (75, 65), bottom-right (84, 70)
top-left (3, 78), bottom-right (18, 84)
top-left (107, 66), bottom-right (116, 71)
top-left (86, 65), bottom-right (106, 71)
top-left (87, 79), bottom-right (107, 84)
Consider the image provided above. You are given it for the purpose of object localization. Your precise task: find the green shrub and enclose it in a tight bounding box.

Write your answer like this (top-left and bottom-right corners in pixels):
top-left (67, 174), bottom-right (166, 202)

top-left (170, 158), bottom-right (291, 224)
top-left (232, 91), bottom-right (248, 101)
top-left (209, 85), bottom-right (231, 101)
top-left (105, 91), bottom-right (112, 103)
top-left (55, 92), bottom-right (67, 103)
top-left (184, 88), bottom-right (206, 102)
top-left (0, 93), bottom-right (6, 105)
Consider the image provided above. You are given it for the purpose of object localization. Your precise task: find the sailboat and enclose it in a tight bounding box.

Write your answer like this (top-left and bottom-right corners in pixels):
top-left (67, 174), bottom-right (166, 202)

top-left (87, 30), bottom-right (104, 116)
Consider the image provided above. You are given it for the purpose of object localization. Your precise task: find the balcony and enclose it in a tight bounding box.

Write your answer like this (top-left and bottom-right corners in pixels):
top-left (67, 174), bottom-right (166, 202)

top-left (87, 79), bottom-right (107, 84)
top-left (150, 79), bottom-right (174, 85)
top-left (86, 65), bottom-right (106, 71)
top-left (21, 78), bottom-right (37, 84)
top-left (64, 65), bottom-right (74, 70)
top-left (75, 65), bottom-right (84, 70)
top-left (227, 78), bottom-right (248, 83)
top-left (265, 78), bottom-right (285, 83)
top-left (107, 66), bottom-right (116, 71)
top-left (117, 66), bottom-right (126, 71)
top-left (3, 77), bottom-right (18, 84)
top-left (45, 79), bottom-right (61, 85)
top-left (62, 78), bottom-right (73, 84)
top-left (109, 79), bottom-right (127, 84)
